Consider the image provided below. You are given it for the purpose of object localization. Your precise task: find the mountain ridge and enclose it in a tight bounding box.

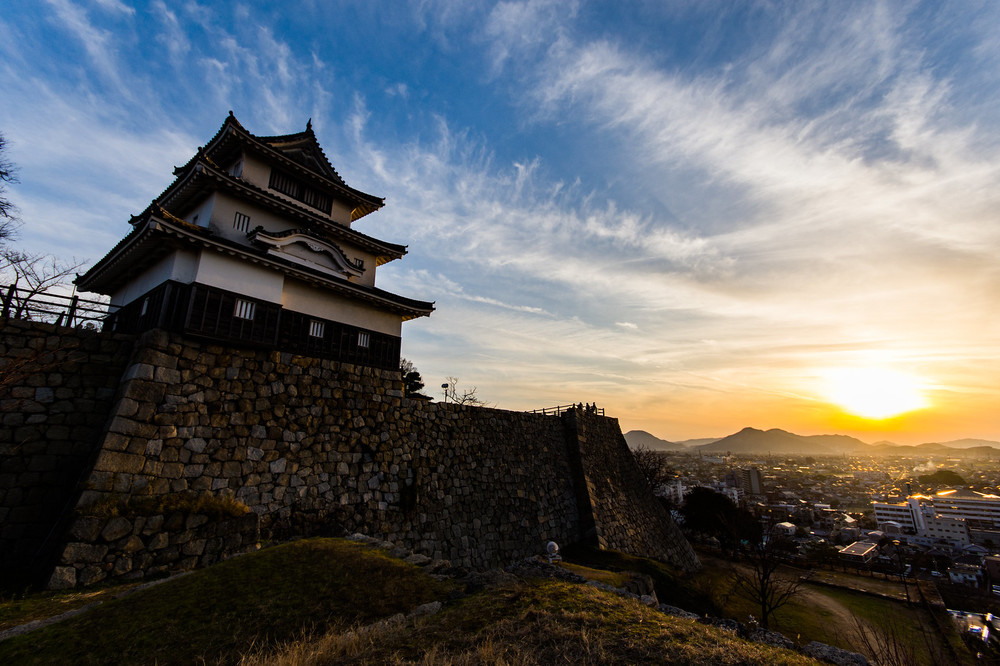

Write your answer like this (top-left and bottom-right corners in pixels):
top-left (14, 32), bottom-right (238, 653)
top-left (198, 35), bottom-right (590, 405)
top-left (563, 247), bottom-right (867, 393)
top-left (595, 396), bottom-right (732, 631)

top-left (625, 427), bottom-right (1000, 457)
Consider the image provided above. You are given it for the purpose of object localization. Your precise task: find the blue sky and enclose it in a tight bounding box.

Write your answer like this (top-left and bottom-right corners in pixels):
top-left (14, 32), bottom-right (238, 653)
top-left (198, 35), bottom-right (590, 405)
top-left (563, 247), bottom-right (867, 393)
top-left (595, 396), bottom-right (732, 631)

top-left (3, 1), bottom-right (1000, 444)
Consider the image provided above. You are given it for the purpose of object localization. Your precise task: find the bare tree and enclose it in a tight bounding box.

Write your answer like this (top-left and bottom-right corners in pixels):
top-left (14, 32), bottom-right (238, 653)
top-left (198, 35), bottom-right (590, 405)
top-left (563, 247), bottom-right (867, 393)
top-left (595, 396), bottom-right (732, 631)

top-left (729, 522), bottom-right (810, 629)
top-left (847, 612), bottom-right (923, 666)
top-left (631, 443), bottom-right (674, 491)
top-left (1, 251), bottom-right (85, 320)
top-left (0, 132), bottom-right (21, 245)
top-left (442, 376), bottom-right (487, 406)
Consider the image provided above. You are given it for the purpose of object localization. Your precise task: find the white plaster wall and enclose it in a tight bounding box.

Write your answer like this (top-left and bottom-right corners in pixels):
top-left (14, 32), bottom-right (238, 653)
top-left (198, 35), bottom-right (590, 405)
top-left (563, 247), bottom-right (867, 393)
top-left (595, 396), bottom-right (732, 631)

top-left (206, 193), bottom-right (296, 244)
top-left (194, 253), bottom-right (284, 303)
top-left (240, 153), bottom-right (270, 190)
top-left (184, 197), bottom-right (216, 228)
top-left (329, 199), bottom-right (354, 227)
top-left (205, 192), bottom-right (379, 286)
top-left (109, 250), bottom-right (199, 307)
top-left (282, 278), bottom-right (402, 336)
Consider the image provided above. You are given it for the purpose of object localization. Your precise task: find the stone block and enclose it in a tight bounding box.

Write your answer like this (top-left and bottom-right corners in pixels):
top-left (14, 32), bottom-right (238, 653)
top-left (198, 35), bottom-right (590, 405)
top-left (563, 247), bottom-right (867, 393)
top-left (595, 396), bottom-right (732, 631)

top-left (69, 516), bottom-right (104, 542)
top-left (161, 462), bottom-right (183, 479)
top-left (48, 566), bottom-right (77, 590)
top-left (61, 542), bottom-right (109, 564)
top-left (185, 438), bottom-right (207, 453)
top-left (113, 556), bottom-right (133, 575)
top-left (78, 566), bottom-right (106, 586)
top-left (122, 363), bottom-right (155, 382)
top-left (94, 451), bottom-right (145, 475)
top-left (116, 397), bottom-right (140, 418)
top-left (102, 516), bottom-right (133, 542)
top-left (149, 532), bottom-right (169, 550)
top-left (154, 367), bottom-right (182, 384)
top-left (122, 535), bottom-right (145, 553)
top-left (182, 539), bottom-right (207, 556)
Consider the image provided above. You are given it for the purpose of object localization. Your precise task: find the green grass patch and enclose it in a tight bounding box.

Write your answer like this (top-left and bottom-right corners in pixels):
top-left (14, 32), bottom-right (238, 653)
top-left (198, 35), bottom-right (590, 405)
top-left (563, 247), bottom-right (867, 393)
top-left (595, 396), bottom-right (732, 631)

top-left (818, 586), bottom-right (954, 666)
top-left (556, 562), bottom-right (629, 587)
top-left (252, 579), bottom-right (817, 665)
top-left (0, 538), bottom-right (454, 665)
top-left (562, 543), bottom-right (720, 615)
top-left (0, 582), bottom-right (141, 632)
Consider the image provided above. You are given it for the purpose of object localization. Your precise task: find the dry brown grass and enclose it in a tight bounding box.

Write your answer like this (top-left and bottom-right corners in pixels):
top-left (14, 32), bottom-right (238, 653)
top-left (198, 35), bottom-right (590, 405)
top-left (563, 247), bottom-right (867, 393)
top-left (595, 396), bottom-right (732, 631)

top-left (244, 579), bottom-right (819, 665)
top-left (79, 490), bottom-right (251, 519)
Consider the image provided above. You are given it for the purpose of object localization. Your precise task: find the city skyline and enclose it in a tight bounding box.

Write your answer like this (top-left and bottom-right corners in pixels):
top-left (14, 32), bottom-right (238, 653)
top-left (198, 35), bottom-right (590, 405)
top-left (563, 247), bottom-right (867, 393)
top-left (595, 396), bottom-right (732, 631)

top-left (3, 1), bottom-right (1000, 445)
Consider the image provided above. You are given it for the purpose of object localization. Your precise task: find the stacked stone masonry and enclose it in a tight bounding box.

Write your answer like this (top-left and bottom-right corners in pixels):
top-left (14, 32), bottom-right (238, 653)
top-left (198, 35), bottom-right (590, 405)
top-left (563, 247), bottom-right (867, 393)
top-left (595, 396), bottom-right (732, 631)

top-left (0, 319), bottom-right (136, 587)
top-left (1, 323), bottom-right (698, 588)
top-left (49, 512), bottom-right (259, 589)
top-left (565, 410), bottom-right (700, 571)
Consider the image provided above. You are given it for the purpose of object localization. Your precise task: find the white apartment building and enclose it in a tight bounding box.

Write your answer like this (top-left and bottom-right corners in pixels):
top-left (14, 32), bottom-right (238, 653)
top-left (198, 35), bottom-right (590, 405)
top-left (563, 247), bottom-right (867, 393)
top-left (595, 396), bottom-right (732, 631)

top-left (873, 488), bottom-right (996, 549)
top-left (931, 488), bottom-right (1000, 529)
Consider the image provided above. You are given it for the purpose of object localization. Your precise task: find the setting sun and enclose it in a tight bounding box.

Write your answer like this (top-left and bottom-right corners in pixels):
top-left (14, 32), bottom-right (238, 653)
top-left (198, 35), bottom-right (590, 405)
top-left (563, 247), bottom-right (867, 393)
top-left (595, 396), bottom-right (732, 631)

top-left (821, 368), bottom-right (928, 420)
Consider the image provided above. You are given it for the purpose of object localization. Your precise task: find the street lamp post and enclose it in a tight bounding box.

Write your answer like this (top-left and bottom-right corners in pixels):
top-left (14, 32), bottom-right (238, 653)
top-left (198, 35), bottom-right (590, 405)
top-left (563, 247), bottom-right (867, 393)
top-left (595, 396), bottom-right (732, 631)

top-left (894, 539), bottom-right (911, 605)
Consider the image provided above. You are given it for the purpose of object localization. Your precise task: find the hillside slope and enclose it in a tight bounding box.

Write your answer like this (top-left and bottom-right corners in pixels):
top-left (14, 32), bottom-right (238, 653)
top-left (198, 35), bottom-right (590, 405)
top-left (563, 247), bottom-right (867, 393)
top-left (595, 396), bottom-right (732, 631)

top-left (0, 538), bottom-right (816, 665)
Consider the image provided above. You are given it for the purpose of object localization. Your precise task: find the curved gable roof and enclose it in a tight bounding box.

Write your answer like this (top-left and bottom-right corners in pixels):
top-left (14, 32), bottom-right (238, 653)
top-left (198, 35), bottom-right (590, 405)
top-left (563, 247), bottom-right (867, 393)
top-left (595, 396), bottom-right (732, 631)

top-left (174, 112), bottom-right (384, 221)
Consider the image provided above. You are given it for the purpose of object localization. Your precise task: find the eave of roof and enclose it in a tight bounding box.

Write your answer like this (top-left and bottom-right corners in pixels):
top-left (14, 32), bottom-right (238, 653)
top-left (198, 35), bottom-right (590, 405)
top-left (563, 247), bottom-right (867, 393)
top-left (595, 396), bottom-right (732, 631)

top-left (152, 159), bottom-right (406, 265)
top-left (175, 113), bottom-right (384, 220)
top-left (76, 215), bottom-right (434, 319)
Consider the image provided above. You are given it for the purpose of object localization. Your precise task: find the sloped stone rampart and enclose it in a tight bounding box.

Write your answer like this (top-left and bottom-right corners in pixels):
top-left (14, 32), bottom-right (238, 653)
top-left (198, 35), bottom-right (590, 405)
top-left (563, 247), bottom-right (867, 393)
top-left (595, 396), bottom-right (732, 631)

top-left (0, 319), bottom-right (136, 587)
top-left (563, 410), bottom-right (700, 570)
top-left (74, 329), bottom-right (585, 574)
top-left (1, 323), bottom-right (698, 588)
top-left (49, 511), bottom-right (259, 589)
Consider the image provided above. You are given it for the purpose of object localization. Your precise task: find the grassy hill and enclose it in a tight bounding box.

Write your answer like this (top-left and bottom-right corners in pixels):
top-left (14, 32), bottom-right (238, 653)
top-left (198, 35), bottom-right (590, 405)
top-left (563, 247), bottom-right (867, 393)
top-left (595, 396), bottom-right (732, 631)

top-left (0, 538), bottom-right (818, 665)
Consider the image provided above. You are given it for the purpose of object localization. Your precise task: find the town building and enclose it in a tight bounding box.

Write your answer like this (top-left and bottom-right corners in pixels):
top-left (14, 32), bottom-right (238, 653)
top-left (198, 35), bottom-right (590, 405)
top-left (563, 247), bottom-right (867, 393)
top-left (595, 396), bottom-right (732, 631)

top-left (741, 467), bottom-right (764, 495)
top-left (839, 540), bottom-right (879, 565)
top-left (76, 113), bottom-right (433, 369)
top-left (872, 488), bottom-right (997, 550)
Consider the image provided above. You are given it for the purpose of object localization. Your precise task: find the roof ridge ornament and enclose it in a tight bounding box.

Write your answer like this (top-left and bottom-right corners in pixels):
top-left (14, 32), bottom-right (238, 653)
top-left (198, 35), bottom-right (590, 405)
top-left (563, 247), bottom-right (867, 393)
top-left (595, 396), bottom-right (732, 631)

top-left (306, 118), bottom-right (312, 131)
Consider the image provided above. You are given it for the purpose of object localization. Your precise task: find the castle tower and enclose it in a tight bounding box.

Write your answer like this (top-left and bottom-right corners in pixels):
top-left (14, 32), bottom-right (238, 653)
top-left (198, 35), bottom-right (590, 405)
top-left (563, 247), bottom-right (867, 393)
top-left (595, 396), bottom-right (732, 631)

top-left (76, 113), bottom-right (433, 369)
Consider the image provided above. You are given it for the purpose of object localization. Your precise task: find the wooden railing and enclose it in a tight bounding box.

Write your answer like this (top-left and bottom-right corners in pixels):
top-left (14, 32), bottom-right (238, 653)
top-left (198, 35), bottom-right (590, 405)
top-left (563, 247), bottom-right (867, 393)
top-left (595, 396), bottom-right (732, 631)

top-left (530, 403), bottom-right (604, 416)
top-left (0, 283), bottom-right (113, 329)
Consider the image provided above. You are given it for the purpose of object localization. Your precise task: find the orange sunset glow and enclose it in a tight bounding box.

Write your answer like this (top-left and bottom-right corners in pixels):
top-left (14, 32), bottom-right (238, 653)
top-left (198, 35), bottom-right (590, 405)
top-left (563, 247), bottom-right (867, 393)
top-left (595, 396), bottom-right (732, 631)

top-left (6, 3), bottom-right (1000, 449)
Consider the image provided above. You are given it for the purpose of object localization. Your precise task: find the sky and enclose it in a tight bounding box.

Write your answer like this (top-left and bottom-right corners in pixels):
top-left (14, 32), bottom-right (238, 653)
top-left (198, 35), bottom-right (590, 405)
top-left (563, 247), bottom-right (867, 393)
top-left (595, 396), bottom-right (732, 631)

top-left (2, 0), bottom-right (1000, 446)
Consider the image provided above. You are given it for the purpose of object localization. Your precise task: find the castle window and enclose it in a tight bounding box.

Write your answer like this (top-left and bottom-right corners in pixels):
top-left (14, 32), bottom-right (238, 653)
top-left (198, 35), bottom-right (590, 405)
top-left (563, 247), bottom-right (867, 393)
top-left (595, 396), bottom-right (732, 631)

top-left (268, 169), bottom-right (332, 213)
top-left (140, 297), bottom-right (149, 316)
top-left (234, 298), bottom-right (256, 320)
top-left (233, 211), bottom-right (251, 233)
top-left (357, 331), bottom-right (370, 348)
top-left (308, 319), bottom-right (325, 338)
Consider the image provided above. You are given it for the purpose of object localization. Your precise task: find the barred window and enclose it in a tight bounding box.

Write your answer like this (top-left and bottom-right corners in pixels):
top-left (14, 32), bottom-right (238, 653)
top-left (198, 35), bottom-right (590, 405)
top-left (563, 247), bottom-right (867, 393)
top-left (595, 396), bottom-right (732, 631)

top-left (308, 319), bottom-right (325, 338)
top-left (234, 298), bottom-right (256, 320)
top-left (357, 331), bottom-right (370, 348)
top-left (233, 211), bottom-right (251, 232)
top-left (268, 169), bottom-right (332, 213)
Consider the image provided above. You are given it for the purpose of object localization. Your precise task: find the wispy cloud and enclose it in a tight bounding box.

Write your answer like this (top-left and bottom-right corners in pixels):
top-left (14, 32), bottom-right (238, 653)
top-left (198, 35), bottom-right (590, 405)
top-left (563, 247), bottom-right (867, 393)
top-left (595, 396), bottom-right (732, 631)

top-left (6, 1), bottom-right (1000, 443)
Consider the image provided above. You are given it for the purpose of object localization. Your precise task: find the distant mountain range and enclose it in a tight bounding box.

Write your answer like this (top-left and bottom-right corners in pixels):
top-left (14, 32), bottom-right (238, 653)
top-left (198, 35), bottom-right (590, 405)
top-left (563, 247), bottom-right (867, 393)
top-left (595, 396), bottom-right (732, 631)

top-left (624, 427), bottom-right (1000, 458)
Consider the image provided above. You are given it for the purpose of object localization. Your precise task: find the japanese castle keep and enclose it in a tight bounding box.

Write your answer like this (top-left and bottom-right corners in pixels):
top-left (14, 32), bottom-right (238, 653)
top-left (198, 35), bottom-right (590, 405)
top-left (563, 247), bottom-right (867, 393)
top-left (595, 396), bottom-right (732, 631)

top-left (76, 113), bottom-right (433, 370)
top-left (1, 114), bottom-right (698, 590)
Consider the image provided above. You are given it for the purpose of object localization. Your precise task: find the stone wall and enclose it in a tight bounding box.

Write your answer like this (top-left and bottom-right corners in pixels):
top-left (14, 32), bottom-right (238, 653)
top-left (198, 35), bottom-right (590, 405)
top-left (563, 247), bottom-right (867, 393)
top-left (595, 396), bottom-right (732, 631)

top-left (564, 409), bottom-right (700, 571)
top-left (0, 319), bottom-right (135, 587)
top-left (48, 511), bottom-right (259, 589)
top-left (1, 322), bottom-right (698, 589)
top-left (73, 329), bottom-right (586, 574)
